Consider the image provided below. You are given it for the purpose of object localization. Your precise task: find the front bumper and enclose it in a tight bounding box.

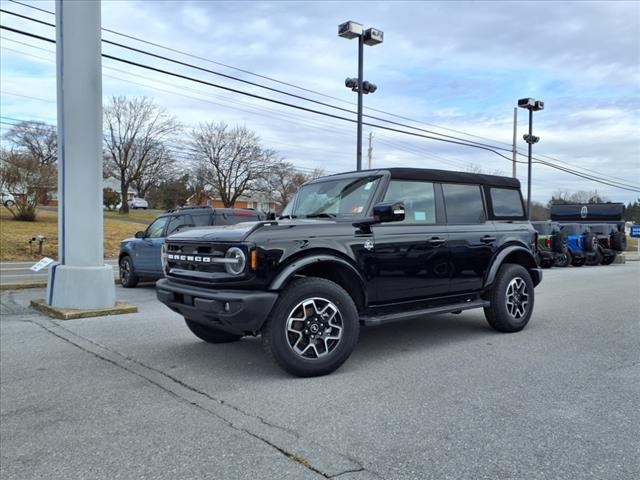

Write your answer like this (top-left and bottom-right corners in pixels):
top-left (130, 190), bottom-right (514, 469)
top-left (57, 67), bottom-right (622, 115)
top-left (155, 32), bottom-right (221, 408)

top-left (156, 279), bottom-right (278, 335)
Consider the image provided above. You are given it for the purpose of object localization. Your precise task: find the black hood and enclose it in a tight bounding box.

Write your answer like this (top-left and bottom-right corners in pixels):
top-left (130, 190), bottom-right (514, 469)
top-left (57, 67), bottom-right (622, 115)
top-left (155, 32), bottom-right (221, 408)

top-left (166, 219), bottom-right (339, 243)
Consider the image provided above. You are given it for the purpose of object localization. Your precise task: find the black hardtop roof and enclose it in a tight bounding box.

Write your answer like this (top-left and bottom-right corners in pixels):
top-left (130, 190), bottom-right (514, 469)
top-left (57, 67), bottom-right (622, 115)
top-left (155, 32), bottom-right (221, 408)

top-left (314, 167), bottom-right (520, 188)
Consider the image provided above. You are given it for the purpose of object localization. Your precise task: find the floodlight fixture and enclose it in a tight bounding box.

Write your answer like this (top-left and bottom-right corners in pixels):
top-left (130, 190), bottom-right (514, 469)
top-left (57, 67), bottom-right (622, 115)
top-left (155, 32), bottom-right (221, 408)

top-left (363, 28), bottom-right (384, 46)
top-left (338, 21), bottom-right (363, 39)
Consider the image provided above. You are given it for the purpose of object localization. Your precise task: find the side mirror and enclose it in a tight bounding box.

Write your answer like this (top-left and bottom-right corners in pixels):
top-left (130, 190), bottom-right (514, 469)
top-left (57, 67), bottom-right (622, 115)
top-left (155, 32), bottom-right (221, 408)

top-left (373, 202), bottom-right (405, 223)
top-left (135, 231), bottom-right (145, 239)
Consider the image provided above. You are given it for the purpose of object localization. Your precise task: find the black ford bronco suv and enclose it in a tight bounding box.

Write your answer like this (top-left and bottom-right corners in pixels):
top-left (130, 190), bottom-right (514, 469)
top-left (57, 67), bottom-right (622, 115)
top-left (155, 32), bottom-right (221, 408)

top-left (156, 168), bottom-right (542, 377)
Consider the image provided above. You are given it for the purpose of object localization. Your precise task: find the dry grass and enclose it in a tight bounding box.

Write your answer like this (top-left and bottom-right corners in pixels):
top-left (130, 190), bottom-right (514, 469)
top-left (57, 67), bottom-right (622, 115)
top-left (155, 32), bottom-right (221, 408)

top-left (1, 207), bottom-right (143, 261)
top-left (104, 209), bottom-right (161, 223)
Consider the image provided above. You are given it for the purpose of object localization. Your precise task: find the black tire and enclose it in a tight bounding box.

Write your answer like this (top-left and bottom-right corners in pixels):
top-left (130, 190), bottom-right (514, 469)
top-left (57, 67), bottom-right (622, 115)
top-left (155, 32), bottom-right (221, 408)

top-left (184, 319), bottom-right (243, 343)
top-left (484, 264), bottom-right (535, 333)
top-left (600, 252), bottom-right (616, 265)
top-left (119, 255), bottom-right (139, 288)
top-left (554, 251), bottom-right (571, 268)
top-left (261, 277), bottom-right (359, 377)
top-left (585, 249), bottom-right (603, 266)
top-left (540, 256), bottom-right (554, 269)
top-left (571, 254), bottom-right (586, 267)
top-left (612, 232), bottom-right (626, 251)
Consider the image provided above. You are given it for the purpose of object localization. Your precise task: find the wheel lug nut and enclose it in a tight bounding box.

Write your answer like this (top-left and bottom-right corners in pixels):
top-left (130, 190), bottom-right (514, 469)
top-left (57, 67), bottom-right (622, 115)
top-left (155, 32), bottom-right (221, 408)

top-left (304, 329), bottom-right (309, 334)
top-left (311, 335), bottom-right (315, 339)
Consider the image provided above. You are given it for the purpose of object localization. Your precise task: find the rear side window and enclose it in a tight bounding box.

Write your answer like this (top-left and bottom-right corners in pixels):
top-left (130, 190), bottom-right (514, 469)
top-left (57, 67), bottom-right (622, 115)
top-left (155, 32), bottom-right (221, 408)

top-left (443, 184), bottom-right (485, 224)
top-left (383, 180), bottom-right (436, 224)
top-left (191, 214), bottom-right (212, 227)
top-left (490, 188), bottom-right (524, 217)
top-left (166, 215), bottom-right (193, 235)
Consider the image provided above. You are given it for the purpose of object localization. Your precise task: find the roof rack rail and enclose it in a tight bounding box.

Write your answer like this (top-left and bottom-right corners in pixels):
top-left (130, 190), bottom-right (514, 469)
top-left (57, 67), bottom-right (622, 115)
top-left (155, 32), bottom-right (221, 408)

top-left (165, 205), bottom-right (215, 213)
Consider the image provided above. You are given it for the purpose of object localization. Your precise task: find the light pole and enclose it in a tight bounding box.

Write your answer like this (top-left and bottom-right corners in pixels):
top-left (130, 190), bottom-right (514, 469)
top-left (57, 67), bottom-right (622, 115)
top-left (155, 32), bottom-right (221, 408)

top-left (338, 21), bottom-right (383, 171)
top-left (517, 97), bottom-right (544, 219)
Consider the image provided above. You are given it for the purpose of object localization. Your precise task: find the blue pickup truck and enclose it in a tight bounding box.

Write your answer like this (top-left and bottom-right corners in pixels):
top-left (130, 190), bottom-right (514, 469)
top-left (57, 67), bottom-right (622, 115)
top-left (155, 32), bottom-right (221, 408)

top-left (559, 223), bottom-right (599, 267)
top-left (119, 206), bottom-right (265, 287)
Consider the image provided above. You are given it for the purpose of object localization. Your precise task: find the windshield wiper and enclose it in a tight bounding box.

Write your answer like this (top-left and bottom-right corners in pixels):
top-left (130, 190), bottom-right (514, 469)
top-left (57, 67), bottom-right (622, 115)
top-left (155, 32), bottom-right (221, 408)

top-left (305, 213), bottom-right (336, 219)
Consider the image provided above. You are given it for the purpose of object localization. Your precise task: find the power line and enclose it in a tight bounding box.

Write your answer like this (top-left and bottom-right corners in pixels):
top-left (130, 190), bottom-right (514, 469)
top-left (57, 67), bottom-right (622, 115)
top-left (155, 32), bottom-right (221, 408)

top-left (1, 7), bottom-right (520, 154)
top-left (6, 0), bottom-right (518, 148)
top-left (0, 23), bottom-right (522, 163)
top-left (2, 25), bottom-right (638, 193)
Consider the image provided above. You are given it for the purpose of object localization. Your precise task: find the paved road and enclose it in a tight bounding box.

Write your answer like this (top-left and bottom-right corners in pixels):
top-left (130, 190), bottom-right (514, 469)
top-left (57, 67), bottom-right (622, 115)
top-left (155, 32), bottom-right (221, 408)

top-left (1, 264), bottom-right (638, 479)
top-left (0, 260), bottom-right (119, 284)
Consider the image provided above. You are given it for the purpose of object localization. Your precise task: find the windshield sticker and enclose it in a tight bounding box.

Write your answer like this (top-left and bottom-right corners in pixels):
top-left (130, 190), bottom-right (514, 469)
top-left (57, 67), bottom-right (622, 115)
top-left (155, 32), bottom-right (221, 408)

top-left (414, 211), bottom-right (426, 221)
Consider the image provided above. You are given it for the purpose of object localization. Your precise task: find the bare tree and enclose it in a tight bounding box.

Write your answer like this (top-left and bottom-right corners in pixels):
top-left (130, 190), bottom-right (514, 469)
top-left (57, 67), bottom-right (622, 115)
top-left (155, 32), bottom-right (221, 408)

top-left (0, 149), bottom-right (56, 221)
top-left (189, 122), bottom-right (275, 207)
top-left (259, 160), bottom-right (323, 211)
top-left (549, 189), bottom-right (609, 205)
top-left (4, 121), bottom-right (57, 166)
top-left (130, 145), bottom-right (176, 202)
top-left (103, 96), bottom-right (180, 214)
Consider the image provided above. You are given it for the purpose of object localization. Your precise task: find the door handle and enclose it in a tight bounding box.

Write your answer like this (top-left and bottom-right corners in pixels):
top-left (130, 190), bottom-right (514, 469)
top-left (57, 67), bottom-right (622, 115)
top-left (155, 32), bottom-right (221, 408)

top-left (429, 237), bottom-right (446, 246)
top-left (481, 235), bottom-right (496, 243)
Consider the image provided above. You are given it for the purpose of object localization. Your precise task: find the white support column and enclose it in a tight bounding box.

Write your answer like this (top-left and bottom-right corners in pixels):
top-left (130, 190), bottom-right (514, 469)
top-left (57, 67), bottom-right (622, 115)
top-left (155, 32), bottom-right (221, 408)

top-left (47, 0), bottom-right (115, 309)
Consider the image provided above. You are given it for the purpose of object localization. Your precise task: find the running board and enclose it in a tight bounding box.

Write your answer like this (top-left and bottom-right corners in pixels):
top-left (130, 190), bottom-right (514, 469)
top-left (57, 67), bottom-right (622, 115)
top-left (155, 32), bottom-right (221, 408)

top-left (360, 299), bottom-right (490, 327)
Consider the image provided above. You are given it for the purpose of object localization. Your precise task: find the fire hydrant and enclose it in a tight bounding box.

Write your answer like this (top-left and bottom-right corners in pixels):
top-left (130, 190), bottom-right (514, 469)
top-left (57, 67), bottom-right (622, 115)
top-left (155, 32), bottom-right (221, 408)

top-left (28, 235), bottom-right (46, 255)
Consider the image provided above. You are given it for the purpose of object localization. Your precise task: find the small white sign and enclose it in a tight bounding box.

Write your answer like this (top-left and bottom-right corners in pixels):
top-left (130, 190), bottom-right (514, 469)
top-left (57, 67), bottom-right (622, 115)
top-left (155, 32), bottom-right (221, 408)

top-left (30, 257), bottom-right (54, 272)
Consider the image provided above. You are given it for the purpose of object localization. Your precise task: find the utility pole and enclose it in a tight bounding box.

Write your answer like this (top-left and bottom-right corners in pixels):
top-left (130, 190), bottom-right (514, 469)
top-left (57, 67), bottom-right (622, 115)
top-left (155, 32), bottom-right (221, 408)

top-left (356, 34), bottom-right (364, 171)
top-left (48, 0), bottom-right (115, 309)
top-left (511, 107), bottom-right (517, 178)
top-left (367, 132), bottom-right (373, 169)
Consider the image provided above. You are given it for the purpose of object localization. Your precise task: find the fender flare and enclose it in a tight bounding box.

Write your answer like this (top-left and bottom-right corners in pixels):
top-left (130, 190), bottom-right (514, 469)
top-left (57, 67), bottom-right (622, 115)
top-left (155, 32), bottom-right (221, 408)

top-left (484, 246), bottom-right (541, 288)
top-left (269, 254), bottom-right (366, 292)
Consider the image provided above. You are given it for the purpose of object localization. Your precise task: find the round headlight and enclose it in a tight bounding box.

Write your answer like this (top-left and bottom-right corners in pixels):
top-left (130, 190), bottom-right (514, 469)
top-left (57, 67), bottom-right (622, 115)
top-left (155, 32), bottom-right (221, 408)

top-left (225, 247), bottom-right (246, 275)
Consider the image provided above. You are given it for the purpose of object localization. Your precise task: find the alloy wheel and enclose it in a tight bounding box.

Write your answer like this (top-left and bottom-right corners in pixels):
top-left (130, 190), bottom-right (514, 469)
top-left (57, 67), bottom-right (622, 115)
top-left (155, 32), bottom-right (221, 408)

top-left (285, 297), bottom-right (343, 359)
top-left (505, 277), bottom-right (529, 320)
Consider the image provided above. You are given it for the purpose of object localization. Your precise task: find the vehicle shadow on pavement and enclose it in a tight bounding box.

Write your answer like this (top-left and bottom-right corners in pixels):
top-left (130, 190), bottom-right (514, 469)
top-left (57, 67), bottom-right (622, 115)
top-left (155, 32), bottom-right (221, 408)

top-left (154, 312), bottom-right (494, 380)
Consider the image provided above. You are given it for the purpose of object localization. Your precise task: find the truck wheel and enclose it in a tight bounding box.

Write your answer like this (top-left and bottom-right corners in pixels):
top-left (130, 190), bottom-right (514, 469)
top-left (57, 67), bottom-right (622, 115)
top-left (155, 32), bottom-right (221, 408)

top-left (572, 255), bottom-right (586, 267)
top-left (554, 251), bottom-right (571, 268)
top-left (185, 319), bottom-right (243, 343)
top-left (484, 264), bottom-right (534, 333)
top-left (600, 253), bottom-right (616, 265)
top-left (119, 256), bottom-right (139, 288)
top-left (261, 277), bottom-right (359, 377)
top-left (586, 249), bottom-right (602, 266)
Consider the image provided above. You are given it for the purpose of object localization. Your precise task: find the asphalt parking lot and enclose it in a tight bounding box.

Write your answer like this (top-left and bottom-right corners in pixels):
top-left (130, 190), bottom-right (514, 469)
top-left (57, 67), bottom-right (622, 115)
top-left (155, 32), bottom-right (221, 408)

top-left (1, 263), bottom-right (639, 480)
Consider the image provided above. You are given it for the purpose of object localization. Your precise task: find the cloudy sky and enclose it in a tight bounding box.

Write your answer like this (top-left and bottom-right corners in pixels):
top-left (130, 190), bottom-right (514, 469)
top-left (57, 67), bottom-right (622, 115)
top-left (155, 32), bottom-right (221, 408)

top-left (1, 0), bottom-right (639, 203)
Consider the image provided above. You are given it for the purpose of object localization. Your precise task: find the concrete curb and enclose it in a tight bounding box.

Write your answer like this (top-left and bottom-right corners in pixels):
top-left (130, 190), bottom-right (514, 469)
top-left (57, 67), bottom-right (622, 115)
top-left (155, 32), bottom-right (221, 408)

top-left (1, 276), bottom-right (121, 291)
top-left (30, 298), bottom-right (138, 320)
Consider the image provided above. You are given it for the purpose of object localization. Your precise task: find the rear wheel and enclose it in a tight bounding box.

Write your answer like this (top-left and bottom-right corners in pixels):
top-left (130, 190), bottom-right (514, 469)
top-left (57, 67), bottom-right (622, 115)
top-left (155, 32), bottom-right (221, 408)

top-left (484, 264), bottom-right (534, 333)
top-left (261, 277), bottom-right (359, 377)
top-left (119, 256), bottom-right (139, 288)
top-left (184, 319), bottom-right (243, 343)
top-left (554, 251), bottom-right (571, 268)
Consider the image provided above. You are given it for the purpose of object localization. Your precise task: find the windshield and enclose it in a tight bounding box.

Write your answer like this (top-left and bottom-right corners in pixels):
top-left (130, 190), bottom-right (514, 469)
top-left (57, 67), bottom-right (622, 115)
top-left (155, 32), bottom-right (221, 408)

top-left (281, 176), bottom-right (381, 219)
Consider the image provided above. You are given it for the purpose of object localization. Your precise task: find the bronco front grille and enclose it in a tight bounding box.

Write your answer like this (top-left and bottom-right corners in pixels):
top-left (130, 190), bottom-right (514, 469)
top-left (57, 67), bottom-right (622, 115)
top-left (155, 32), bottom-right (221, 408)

top-left (166, 242), bottom-right (232, 275)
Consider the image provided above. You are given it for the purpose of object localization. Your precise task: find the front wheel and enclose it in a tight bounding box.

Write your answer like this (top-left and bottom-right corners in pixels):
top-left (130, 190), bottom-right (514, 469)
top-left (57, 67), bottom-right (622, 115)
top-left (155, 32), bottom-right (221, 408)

top-left (261, 277), bottom-right (359, 377)
top-left (484, 264), bottom-right (535, 333)
top-left (585, 249), bottom-right (603, 266)
top-left (554, 251), bottom-right (571, 268)
top-left (185, 319), bottom-right (243, 343)
top-left (119, 256), bottom-right (139, 288)
top-left (572, 254), bottom-right (586, 267)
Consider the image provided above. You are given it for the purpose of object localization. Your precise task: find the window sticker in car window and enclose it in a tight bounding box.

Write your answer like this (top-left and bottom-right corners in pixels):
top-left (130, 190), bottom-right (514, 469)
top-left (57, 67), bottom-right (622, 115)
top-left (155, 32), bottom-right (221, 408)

top-left (414, 211), bottom-right (426, 221)
top-left (350, 206), bottom-right (363, 214)
top-left (364, 181), bottom-right (373, 190)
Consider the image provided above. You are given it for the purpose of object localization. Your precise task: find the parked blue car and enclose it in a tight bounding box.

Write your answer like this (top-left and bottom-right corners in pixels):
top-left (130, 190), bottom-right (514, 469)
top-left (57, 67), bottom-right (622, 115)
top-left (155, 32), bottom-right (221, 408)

top-left (119, 206), bottom-right (265, 287)
top-left (559, 223), bottom-right (598, 267)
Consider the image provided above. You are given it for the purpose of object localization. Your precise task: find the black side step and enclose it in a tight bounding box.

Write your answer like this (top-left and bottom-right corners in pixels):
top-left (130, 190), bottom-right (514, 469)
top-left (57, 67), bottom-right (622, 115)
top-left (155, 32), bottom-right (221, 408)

top-left (360, 299), bottom-right (490, 327)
